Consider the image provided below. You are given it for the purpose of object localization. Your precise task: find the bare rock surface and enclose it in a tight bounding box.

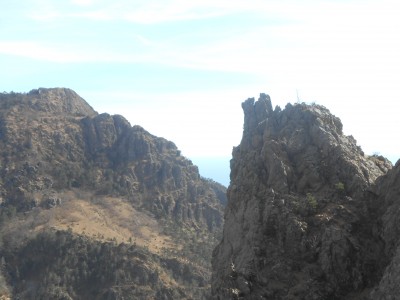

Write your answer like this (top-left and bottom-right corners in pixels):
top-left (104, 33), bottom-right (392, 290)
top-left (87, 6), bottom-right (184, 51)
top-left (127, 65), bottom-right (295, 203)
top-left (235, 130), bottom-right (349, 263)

top-left (368, 161), bottom-right (400, 299)
top-left (212, 94), bottom-right (396, 299)
top-left (0, 88), bottom-right (225, 229)
top-left (0, 88), bottom-right (226, 299)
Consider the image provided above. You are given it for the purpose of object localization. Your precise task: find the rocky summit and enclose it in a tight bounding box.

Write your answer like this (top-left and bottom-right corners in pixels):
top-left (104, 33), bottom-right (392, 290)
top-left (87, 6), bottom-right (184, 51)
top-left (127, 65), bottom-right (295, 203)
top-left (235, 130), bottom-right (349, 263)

top-left (211, 94), bottom-right (399, 299)
top-left (0, 88), bottom-right (226, 299)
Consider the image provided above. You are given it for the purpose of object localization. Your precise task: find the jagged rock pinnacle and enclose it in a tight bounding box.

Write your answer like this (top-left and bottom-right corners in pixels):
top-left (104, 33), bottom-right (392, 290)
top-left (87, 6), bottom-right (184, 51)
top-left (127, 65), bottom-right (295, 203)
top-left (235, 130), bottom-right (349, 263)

top-left (212, 94), bottom-right (394, 299)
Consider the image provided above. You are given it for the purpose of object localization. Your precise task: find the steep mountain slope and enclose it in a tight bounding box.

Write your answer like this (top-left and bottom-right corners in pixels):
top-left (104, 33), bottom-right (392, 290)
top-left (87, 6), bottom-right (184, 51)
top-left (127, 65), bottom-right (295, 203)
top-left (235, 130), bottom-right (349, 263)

top-left (212, 94), bottom-right (395, 299)
top-left (0, 88), bottom-right (226, 299)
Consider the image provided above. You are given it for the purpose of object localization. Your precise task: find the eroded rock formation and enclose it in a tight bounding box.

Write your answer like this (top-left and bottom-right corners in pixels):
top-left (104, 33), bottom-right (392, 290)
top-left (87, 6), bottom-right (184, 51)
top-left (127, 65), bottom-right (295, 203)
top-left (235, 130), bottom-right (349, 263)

top-left (212, 94), bottom-right (398, 299)
top-left (0, 88), bottom-right (226, 299)
top-left (0, 88), bottom-right (224, 229)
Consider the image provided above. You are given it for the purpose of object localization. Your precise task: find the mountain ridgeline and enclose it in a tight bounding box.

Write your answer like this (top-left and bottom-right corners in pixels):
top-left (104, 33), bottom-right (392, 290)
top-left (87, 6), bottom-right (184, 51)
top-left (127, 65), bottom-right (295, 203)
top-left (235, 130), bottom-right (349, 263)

top-left (0, 88), bottom-right (226, 299)
top-left (211, 94), bottom-right (400, 299)
top-left (2, 88), bottom-right (400, 300)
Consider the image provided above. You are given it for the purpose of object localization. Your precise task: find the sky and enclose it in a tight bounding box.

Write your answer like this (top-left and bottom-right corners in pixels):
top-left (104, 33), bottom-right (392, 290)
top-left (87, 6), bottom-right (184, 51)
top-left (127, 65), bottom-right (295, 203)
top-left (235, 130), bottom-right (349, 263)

top-left (1, 0), bottom-right (400, 186)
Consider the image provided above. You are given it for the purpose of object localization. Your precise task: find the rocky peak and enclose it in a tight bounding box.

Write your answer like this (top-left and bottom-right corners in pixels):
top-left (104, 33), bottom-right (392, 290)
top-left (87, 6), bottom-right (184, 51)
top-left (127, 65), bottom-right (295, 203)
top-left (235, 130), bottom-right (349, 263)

top-left (241, 93), bottom-right (273, 136)
top-left (29, 87), bottom-right (97, 117)
top-left (0, 88), bottom-right (227, 299)
top-left (0, 88), bottom-right (226, 228)
top-left (0, 88), bottom-right (97, 117)
top-left (212, 94), bottom-right (394, 299)
top-left (233, 95), bottom-right (390, 198)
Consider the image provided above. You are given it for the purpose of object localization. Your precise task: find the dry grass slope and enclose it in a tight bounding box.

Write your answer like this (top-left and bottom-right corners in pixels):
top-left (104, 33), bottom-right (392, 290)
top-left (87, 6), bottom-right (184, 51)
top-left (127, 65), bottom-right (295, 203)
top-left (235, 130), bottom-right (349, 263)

top-left (4, 190), bottom-right (180, 255)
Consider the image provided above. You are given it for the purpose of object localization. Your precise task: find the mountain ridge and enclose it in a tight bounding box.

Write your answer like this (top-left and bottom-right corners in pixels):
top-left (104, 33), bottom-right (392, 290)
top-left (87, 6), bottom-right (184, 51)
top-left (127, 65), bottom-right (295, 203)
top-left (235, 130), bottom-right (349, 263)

top-left (0, 87), bottom-right (226, 299)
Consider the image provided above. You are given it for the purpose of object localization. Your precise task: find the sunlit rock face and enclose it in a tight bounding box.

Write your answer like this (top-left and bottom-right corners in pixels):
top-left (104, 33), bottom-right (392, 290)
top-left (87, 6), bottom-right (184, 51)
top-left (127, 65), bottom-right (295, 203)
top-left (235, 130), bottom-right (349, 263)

top-left (0, 88), bottom-right (225, 229)
top-left (0, 88), bottom-right (227, 299)
top-left (212, 94), bottom-right (398, 299)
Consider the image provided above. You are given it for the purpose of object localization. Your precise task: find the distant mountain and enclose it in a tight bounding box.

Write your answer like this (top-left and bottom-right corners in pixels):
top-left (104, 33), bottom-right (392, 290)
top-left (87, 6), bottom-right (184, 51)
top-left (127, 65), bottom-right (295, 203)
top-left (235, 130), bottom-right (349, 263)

top-left (211, 94), bottom-right (400, 299)
top-left (0, 88), bottom-right (226, 299)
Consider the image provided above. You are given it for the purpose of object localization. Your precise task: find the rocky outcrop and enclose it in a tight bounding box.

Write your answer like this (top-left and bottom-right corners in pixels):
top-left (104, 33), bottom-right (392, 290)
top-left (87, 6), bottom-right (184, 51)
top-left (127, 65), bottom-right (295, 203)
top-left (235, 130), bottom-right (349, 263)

top-left (80, 112), bottom-right (225, 230)
top-left (0, 88), bottom-right (226, 299)
top-left (212, 94), bottom-right (395, 299)
top-left (0, 88), bottom-right (97, 117)
top-left (0, 88), bottom-right (225, 230)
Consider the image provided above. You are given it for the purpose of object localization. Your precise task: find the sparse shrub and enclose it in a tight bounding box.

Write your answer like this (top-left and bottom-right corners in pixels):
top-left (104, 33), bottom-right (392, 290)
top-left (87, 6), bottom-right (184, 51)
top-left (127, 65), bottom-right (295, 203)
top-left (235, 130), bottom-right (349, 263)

top-left (335, 182), bottom-right (345, 196)
top-left (306, 193), bottom-right (317, 210)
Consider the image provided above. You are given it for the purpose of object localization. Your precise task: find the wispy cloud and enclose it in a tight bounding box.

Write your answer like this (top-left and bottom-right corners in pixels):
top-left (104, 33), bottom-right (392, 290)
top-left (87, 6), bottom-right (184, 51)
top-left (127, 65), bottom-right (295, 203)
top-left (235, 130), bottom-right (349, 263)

top-left (0, 41), bottom-right (153, 63)
top-left (20, 0), bottom-right (400, 29)
top-left (0, 41), bottom-right (82, 62)
top-left (26, 0), bottom-right (232, 23)
top-left (70, 0), bottom-right (94, 6)
top-left (25, 0), bottom-right (303, 24)
top-left (57, 0), bottom-right (400, 26)
top-left (6, 0), bottom-right (400, 77)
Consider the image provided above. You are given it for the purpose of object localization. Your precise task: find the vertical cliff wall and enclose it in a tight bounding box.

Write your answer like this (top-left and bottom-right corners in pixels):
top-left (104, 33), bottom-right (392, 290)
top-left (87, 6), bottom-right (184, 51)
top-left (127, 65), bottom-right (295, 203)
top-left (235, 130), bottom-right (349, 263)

top-left (211, 94), bottom-right (394, 299)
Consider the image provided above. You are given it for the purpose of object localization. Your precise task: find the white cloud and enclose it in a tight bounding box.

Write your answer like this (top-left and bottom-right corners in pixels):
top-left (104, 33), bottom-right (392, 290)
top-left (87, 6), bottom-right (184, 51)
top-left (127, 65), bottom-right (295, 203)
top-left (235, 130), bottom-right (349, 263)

top-left (76, 0), bottom-right (259, 24)
top-left (70, 0), bottom-right (94, 6)
top-left (8, 0), bottom-right (400, 82)
top-left (22, 0), bottom-right (320, 24)
top-left (22, 0), bottom-right (400, 30)
top-left (0, 41), bottom-right (82, 62)
top-left (0, 41), bottom-right (155, 63)
top-left (70, 10), bottom-right (113, 21)
top-left (29, 11), bottom-right (61, 21)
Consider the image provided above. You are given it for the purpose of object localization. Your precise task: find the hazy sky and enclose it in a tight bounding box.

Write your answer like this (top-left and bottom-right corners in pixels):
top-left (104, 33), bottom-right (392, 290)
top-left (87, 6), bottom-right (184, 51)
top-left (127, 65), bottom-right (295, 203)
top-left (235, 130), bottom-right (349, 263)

top-left (1, 0), bottom-right (399, 185)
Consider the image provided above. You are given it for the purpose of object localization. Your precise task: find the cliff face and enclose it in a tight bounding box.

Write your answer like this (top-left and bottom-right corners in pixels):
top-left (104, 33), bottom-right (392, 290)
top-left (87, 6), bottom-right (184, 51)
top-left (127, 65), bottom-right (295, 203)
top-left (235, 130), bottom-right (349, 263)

top-left (0, 88), bottom-right (224, 229)
top-left (0, 88), bottom-right (226, 299)
top-left (212, 94), bottom-right (395, 299)
top-left (368, 161), bottom-right (400, 299)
